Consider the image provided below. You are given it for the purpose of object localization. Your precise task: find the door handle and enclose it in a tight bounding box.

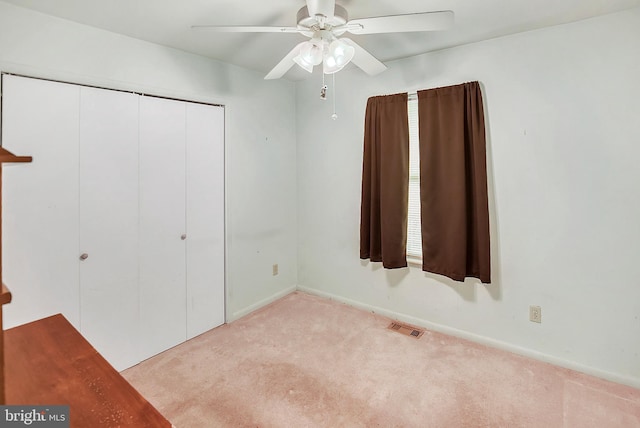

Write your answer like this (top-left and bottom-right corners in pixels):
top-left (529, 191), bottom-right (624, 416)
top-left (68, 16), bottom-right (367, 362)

top-left (79, 253), bottom-right (89, 261)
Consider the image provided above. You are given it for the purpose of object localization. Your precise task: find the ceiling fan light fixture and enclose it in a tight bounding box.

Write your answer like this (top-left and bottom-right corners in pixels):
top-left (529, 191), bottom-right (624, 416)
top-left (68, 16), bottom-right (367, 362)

top-left (329, 39), bottom-right (355, 66)
top-left (294, 39), bottom-right (324, 72)
top-left (323, 38), bottom-right (355, 74)
top-left (294, 54), bottom-right (314, 73)
top-left (195, 3), bottom-right (454, 80)
top-left (322, 56), bottom-right (343, 74)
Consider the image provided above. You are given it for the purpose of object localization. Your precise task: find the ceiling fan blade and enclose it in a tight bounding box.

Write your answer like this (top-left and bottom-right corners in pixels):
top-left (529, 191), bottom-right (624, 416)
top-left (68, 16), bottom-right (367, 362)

top-left (306, 0), bottom-right (336, 18)
top-left (340, 38), bottom-right (387, 76)
top-left (346, 10), bottom-right (454, 34)
top-left (264, 42), bottom-right (307, 80)
top-left (191, 25), bottom-right (301, 33)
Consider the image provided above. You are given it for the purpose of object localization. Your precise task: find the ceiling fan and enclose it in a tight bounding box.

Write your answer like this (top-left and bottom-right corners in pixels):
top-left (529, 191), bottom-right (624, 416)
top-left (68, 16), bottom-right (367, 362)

top-left (192, 0), bottom-right (454, 80)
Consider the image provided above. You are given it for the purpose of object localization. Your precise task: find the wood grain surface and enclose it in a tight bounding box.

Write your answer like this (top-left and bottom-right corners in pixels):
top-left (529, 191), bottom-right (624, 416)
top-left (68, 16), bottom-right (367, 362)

top-left (4, 314), bottom-right (171, 427)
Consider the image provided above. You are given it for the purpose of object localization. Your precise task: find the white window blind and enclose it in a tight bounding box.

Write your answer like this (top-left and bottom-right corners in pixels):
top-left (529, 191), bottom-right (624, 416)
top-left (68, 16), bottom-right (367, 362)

top-left (407, 96), bottom-right (422, 260)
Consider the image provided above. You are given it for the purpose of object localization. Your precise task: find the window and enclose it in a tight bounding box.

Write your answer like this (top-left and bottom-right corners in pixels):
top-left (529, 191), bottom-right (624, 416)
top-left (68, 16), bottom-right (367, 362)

top-left (407, 95), bottom-right (422, 261)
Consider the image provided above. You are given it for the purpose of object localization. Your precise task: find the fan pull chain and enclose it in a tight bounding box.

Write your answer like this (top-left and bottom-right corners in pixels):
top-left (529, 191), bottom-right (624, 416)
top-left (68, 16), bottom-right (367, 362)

top-left (332, 73), bottom-right (338, 120)
top-left (320, 72), bottom-right (337, 119)
top-left (320, 73), bottom-right (327, 100)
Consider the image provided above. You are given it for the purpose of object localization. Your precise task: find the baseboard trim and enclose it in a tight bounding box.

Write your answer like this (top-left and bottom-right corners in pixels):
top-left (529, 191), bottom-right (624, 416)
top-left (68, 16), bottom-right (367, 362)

top-left (230, 285), bottom-right (297, 322)
top-left (297, 285), bottom-right (640, 390)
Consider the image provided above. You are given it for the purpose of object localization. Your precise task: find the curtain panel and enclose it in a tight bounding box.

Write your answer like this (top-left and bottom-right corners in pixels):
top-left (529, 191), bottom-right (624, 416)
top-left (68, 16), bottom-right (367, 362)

top-left (360, 93), bottom-right (409, 268)
top-left (418, 81), bottom-right (491, 283)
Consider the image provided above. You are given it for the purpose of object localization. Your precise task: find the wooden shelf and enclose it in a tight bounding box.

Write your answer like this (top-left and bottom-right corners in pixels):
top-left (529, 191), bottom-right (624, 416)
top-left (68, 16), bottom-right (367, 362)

top-left (0, 283), bottom-right (11, 306)
top-left (1, 146), bottom-right (31, 405)
top-left (0, 147), bottom-right (32, 163)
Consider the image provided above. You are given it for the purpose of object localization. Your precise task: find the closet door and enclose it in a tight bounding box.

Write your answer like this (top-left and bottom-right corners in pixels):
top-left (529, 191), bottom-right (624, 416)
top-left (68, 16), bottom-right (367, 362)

top-left (79, 87), bottom-right (139, 371)
top-left (139, 96), bottom-right (187, 359)
top-left (1, 75), bottom-right (80, 329)
top-left (185, 103), bottom-right (225, 339)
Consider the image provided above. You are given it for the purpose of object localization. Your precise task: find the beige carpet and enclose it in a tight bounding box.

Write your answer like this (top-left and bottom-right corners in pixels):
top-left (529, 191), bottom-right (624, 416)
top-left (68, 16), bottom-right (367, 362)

top-left (122, 292), bottom-right (640, 427)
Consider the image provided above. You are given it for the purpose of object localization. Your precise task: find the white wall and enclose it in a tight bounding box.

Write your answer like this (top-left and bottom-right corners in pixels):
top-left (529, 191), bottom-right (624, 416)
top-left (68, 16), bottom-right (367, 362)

top-left (3, 0), bottom-right (639, 389)
top-left (296, 8), bottom-right (640, 387)
top-left (0, 1), bottom-right (298, 322)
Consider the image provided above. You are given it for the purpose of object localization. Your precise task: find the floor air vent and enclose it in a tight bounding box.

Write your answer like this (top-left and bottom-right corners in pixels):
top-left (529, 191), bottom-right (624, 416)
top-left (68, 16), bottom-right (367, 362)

top-left (387, 322), bottom-right (424, 338)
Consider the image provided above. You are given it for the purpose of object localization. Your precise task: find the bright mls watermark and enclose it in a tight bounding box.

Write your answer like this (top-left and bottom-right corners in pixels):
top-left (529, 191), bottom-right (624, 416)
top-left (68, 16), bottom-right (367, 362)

top-left (0, 406), bottom-right (69, 427)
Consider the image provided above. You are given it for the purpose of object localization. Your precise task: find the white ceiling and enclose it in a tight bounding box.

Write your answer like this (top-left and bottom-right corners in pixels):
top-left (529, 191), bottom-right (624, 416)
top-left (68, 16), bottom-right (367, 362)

top-left (3, 0), bottom-right (640, 80)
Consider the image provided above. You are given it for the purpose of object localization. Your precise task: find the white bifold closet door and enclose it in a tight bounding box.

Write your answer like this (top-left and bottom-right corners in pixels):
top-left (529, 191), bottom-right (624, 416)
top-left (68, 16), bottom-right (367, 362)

top-left (186, 103), bottom-right (225, 339)
top-left (1, 75), bottom-right (81, 329)
top-left (138, 98), bottom-right (225, 358)
top-left (79, 87), bottom-right (140, 371)
top-left (2, 74), bottom-right (225, 370)
top-left (139, 96), bottom-right (188, 359)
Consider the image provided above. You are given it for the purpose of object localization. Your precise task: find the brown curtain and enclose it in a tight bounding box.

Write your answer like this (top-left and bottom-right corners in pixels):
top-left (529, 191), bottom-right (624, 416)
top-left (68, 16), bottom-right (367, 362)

top-left (360, 93), bottom-right (409, 269)
top-left (418, 82), bottom-right (491, 283)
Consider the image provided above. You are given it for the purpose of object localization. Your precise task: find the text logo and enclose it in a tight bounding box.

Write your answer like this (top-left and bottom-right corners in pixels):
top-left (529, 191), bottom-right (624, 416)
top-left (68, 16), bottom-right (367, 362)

top-left (0, 406), bottom-right (69, 427)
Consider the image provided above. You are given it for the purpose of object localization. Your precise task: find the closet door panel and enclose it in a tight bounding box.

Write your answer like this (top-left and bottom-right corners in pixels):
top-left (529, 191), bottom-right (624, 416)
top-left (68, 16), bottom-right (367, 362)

top-left (139, 96), bottom-right (187, 359)
top-left (186, 103), bottom-right (225, 339)
top-left (1, 75), bottom-right (80, 329)
top-left (79, 87), bottom-right (139, 371)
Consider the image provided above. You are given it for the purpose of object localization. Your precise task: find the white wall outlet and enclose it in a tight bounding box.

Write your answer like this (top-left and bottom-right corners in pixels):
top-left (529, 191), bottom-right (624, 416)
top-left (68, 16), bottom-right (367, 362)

top-left (529, 305), bottom-right (542, 323)
top-left (272, 264), bottom-right (278, 276)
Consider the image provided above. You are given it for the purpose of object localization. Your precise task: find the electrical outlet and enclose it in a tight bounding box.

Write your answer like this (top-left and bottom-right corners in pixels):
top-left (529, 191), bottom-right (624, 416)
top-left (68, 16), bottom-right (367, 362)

top-left (529, 305), bottom-right (541, 323)
top-left (272, 264), bottom-right (278, 276)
